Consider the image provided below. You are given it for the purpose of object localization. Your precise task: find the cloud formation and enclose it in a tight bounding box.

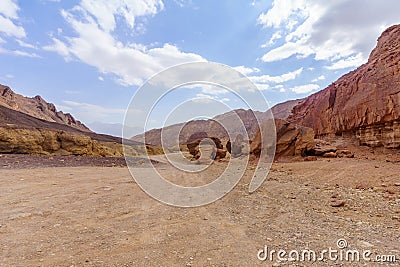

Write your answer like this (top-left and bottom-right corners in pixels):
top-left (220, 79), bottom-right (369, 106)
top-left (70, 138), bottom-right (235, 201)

top-left (258, 0), bottom-right (400, 69)
top-left (0, 0), bottom-right (25, 38)
top-left (44, 0), bottom-right (206, 86)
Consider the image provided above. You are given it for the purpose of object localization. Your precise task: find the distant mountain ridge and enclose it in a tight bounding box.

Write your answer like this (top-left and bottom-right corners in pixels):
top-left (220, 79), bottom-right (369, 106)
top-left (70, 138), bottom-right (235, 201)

top-left (0, 84), bottom-right (90, 132)
top-left (131, 108), bottom-right (274, 147)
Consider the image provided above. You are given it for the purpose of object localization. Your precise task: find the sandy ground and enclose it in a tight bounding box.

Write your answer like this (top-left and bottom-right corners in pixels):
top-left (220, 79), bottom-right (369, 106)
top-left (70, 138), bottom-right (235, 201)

top-left (1, 154), bottom-right (400, 266)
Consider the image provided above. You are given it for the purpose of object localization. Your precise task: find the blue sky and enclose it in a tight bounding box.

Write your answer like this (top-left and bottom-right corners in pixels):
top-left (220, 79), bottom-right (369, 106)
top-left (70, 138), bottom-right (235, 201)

top-left (1, 0), bottom-right (400, 135)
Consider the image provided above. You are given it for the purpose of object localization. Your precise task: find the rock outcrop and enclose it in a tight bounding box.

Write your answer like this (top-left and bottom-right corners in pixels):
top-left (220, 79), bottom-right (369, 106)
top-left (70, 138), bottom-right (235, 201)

top-left (0, 85), bottom-right (91, 132)
top-left (0, 126), bottom-right (147, 157)
top-left (287, 25), bottom-right (400, 148)
top-left (250, 119), bottom-right (315, 157)
top-left (186, 135), bottom-right (227, 160)
top-left (132, 109), bottom-right (270, 147)
top-left (0, 103), bottom-right (160, 157)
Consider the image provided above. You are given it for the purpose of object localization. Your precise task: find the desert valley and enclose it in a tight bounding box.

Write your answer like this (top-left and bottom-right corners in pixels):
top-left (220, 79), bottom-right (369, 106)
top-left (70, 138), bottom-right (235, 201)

top-left (1, 23), bottom-right (400, 267)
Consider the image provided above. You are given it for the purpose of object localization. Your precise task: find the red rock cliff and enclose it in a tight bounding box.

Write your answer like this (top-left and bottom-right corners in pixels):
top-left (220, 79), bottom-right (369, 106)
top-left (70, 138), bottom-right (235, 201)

top-left (288, 25), bottom-right (400, 148)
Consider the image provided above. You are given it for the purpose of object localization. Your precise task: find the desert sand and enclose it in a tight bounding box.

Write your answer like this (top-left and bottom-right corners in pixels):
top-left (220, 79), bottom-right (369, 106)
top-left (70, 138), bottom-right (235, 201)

top-left (1, 150), bottom-right (400, 267)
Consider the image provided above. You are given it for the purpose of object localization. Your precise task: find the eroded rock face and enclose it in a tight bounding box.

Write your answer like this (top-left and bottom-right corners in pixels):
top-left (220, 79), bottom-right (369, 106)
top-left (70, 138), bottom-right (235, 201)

top-left (250, 119), bottom-right (315, 157)
top-left (288, 25), bottom-right (400, 148)
top-left (357, 121), bottom-right (400, 148)
top-left (0, 126), bottom-right (148, 157)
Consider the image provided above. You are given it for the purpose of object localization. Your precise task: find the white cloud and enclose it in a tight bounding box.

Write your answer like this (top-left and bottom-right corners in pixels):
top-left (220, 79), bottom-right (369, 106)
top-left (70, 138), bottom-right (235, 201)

top-left (16, 40), bottom-right (37, 49)
top-left (255, 83), bottom-right (270, 91)
top-left (311, 75), bottom-right (325, 82)
top-left (0, 15), bottom-right (25, 38)
top-left (325, 53), bottom-right (365, 70)
top-left (192, 94), bottom-right (215, 104)
top-left (98, 76), bottom-right (104, 81)
top-left (12, 50), bottom-right (40, 58)
top-left (173, 0), bottom-right (193, 8)
top-left (290, 83), bottom-right (319, 94)
top-left (43, 37), bottom-right (72, 60)
top-left (200, 85), bottom-right (228, 95)
top-left (79, 0), bottom-right (164, 33)
top-left (192, 93), bottom-right (230, 104)
top-left (257, 0), bottom-right (309, 30)
top-left (258, 0), bottom-right (400, 69)
top-left (0, 0), bottom-right (25, 38)
top-left (233, 66), bottom-right (260, 76)
top-left (261, 31), bottom-right (282, 48)
top-left (0, 47), bottom-right (40, 58)
top-left (0, 1), bottom-right (41, 58)
top-left (0, 0), bottom-right (19, 19)
top-left (275, 84), bottom-right (286, 92)
top-left (60, 100), bottom-right (142, 124)
top-left (182, 84), bottom-right (229, 95)
top-left (249, 67), bottom-right (303, 84)
top-left (44, 0), bottom-right (206, 86)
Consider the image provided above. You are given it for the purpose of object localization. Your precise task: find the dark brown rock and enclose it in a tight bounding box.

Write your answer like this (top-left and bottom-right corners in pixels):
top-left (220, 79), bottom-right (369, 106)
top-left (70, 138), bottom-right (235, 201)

top-left (186, 136), bottom-right (226, 160)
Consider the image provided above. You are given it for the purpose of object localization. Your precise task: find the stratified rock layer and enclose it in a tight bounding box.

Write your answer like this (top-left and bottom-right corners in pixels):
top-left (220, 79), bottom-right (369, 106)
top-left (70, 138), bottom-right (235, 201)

top-left (288, 25), bottom-right (400, 148)
top-left (0, 126), bottom-right (146, 157)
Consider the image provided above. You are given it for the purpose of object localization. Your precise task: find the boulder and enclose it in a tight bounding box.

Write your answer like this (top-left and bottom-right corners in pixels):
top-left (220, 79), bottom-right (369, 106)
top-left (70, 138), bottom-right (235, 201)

top-left (323, 152), bottom-right (337, 158)
top-left (337, 149), bottom-right (354, 158)
top-left (312, 139), bottom-right (338, 156)
top-left (250, 119), bottom-right (315, 157)
top-left (186, 136), bottom-right (226, 160)
top-left (215, 148), bottom-right (227, 159)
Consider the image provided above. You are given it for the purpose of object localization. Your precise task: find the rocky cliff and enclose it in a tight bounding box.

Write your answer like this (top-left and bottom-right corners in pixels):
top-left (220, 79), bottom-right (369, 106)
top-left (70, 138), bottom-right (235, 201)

top-left (288, 25), bottom-right (400, 148)
top-left (0, 85), bottom-right (91, 132)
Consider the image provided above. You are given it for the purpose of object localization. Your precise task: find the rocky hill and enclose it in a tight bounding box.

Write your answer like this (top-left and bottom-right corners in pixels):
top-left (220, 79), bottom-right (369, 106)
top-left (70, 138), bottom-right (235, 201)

top-left (0, 85), bottom-right (90, 132)
top-left (131, 109), bottom-right (270, 147)
top-left (0, 104), bottom-right (146, 156)
top-left (0, 86), bottom-right (154, 156)
top-left (270, 98), bottom-right (304, 120)
top-left (131, 99), bottom-right (305, 148)
top-left (287, 24), bottom-right (400, 148)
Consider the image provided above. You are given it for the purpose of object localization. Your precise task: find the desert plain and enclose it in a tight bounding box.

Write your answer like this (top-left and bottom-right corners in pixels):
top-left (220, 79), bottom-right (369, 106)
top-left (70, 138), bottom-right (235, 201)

top-left (1, 145), bottom-right (400, 267)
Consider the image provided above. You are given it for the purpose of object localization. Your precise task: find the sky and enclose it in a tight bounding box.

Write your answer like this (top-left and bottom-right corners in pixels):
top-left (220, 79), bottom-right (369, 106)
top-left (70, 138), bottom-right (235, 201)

top-left (0, 0), bottom-right (399, 136)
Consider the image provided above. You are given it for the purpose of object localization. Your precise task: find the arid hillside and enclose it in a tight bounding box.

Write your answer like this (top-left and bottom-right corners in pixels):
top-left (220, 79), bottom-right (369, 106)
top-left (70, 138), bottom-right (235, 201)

top-left (0, 85), bottom-right (90, 132)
